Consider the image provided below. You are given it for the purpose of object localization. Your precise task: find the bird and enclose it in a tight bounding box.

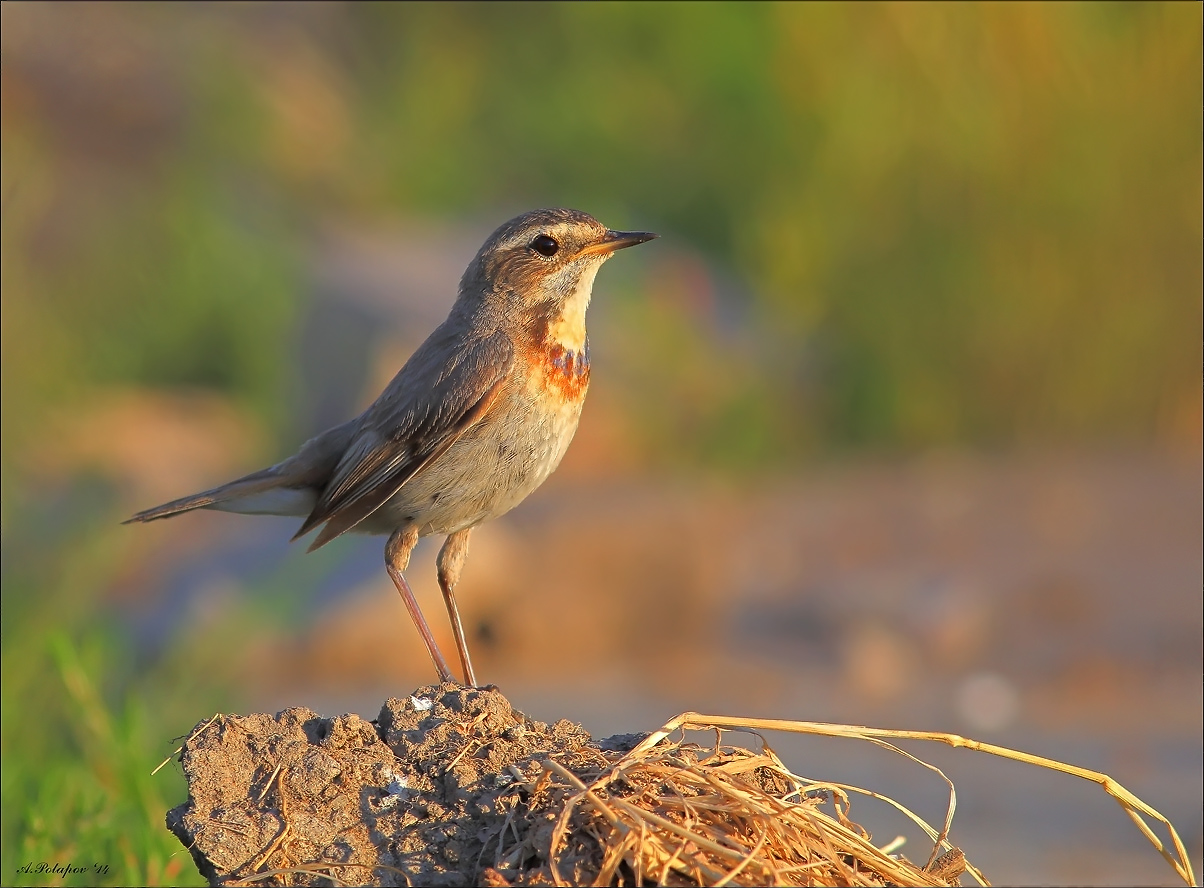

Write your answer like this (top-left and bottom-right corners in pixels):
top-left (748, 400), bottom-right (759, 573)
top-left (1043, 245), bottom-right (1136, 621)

top-left (125, 208), bottom-right (657, 687)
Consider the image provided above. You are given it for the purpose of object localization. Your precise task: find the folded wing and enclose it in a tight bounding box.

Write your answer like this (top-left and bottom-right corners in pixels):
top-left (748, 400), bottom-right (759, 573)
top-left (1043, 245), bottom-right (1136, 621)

top-left (294, 328), bottom-right (514, 550)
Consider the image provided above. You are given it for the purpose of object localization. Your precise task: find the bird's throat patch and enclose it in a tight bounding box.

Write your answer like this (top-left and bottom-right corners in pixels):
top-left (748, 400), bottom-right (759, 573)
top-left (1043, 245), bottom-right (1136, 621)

top-left (544, 259), bottom-right (599, 354)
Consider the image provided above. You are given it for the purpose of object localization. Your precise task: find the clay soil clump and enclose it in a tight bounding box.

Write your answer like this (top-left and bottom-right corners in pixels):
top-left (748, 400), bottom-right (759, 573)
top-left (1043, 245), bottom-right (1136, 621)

top-left (169, 684), bottom-right (612, 885)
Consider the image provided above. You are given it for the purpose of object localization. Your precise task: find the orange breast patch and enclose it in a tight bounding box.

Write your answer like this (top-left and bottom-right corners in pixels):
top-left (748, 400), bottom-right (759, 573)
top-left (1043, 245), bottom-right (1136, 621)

top-left (540, 340), bottom-right (591, 401)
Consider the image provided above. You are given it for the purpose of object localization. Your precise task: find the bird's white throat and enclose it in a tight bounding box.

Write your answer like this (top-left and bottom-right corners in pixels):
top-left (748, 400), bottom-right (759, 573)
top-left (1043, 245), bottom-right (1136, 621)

top-left (546, 259), bottom-right (602, 353)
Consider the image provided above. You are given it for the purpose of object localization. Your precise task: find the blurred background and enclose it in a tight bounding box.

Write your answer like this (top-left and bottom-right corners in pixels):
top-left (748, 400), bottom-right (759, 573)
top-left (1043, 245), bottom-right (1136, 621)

top-left (2, 3), bottom-right (1200, 885)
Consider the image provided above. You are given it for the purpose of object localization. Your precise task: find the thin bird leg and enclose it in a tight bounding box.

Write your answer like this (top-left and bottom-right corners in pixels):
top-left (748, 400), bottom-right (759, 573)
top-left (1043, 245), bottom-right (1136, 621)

top-left (385, 527), bottom-right (455, 684)
top-left (437, 529), bottom-right (477, 687)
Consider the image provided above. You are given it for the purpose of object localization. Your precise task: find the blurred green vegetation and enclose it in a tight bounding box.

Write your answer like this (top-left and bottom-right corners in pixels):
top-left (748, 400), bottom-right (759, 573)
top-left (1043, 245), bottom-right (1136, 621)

top-left (2, 486), bottom-right (208, 886)
top-left (1, 2), bottom-right (1199, 884)
top-left (3, 3), bottom-right (1199, 468)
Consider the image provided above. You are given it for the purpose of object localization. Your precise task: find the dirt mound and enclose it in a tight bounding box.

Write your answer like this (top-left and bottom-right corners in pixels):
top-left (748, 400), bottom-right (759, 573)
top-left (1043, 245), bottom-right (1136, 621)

top-left (168, 684), bottom-right (615, 885)
top-left (167, 685), bottom-right (965, 887)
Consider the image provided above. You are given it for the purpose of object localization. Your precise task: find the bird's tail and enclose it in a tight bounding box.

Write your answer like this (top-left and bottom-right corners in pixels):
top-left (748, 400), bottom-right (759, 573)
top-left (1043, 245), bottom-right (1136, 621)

top-left (123, 467), bottom-right (315, 524)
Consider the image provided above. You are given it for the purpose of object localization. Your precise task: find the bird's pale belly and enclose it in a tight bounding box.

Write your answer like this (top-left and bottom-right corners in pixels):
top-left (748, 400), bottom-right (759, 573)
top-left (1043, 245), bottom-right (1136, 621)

top-left (362, 383), bottom-right (587, 538)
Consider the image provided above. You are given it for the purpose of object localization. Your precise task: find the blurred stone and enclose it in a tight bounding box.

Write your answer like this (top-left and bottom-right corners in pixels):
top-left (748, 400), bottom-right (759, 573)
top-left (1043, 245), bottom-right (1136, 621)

top-left (956, 671), bottom-right (1021, 733)
top-left (31, 387), bottom-right (266, 505)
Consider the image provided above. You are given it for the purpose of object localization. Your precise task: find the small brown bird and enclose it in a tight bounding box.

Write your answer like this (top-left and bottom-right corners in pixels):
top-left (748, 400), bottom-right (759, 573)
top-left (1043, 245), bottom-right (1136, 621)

top-left (126, 208), bottom-right (656, 687)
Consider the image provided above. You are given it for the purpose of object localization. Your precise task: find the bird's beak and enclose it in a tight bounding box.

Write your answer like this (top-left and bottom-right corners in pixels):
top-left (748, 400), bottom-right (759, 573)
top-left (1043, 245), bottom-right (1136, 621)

top-left (577, 229), bottom-right (659, 258)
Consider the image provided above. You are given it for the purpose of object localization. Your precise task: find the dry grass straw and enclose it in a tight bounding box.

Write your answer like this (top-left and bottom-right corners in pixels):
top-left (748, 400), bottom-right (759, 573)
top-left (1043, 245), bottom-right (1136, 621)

top-left (535, 711), bottom-right (1197, 888)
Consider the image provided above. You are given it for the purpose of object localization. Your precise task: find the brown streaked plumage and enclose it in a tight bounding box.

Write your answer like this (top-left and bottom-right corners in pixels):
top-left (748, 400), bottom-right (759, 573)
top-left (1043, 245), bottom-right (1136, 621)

top-left (125, 208), bottom-right (656, 686)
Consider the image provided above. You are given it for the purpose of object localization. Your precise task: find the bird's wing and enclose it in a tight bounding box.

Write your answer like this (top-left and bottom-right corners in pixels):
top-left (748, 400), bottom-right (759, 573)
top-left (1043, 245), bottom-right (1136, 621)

top-left (294, 328), bottom-right (514, 550)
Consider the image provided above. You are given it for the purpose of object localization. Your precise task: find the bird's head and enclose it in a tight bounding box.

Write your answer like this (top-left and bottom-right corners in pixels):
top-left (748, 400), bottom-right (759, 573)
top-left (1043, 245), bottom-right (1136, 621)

top-left (461, 208), bottom-right (657, 351)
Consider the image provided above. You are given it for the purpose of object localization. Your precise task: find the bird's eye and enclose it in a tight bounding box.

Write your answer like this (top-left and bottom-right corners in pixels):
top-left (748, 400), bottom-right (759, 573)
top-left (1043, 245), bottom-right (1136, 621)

top-left (530, 234), bottom-right (559, 258)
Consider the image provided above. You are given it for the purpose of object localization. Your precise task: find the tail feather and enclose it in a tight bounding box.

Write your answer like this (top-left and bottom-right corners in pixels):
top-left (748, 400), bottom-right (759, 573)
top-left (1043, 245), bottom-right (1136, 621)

top-left (123, 468), bottom-right (302, 524)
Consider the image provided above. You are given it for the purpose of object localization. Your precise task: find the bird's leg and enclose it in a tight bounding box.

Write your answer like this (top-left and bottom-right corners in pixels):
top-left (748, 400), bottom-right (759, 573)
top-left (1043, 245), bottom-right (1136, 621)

top-left (385, 527), bottom-right (455, 684)
top-left (437, 529), bottom-right (476, 687)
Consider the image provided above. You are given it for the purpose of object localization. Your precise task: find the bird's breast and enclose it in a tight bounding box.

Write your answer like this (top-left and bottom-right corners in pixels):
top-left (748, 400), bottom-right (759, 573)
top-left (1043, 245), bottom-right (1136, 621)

top-left (365, 337), bottom-right (591, 538)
